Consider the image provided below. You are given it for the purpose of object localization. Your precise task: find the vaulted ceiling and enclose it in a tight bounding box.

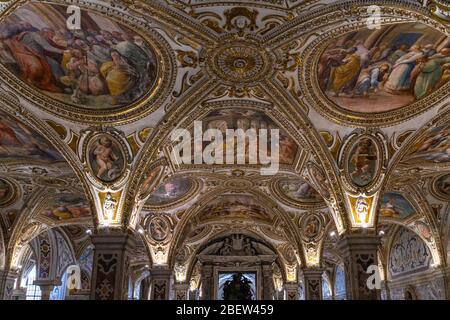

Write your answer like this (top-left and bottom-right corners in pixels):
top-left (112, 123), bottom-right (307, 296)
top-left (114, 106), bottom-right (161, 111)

top-left (0, 0), bottom-right (448, 282)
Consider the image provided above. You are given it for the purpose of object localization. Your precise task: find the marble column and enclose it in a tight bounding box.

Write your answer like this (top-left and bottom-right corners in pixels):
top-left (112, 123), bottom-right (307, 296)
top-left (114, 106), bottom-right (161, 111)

top-left (302, 269), bottom-right (323, 300)
top-left (173, 283), bottom-right (189, 300)
top-left (284, 283), bottom-right (299, 300)
top-left (189, 288), bottom-right (199, 300)
top-left (273, 288), bottom-right (284, 300)
top-left (149, 268), bottom-right (171, 300)
top-left (0, 269), bottom-right (18, 300)
top-left (12, 288), bottom-right (26, 300)
top-left (200, 264), bottom-right (213, 300)
top-left (90, 232), bottom-right (135, 300)
top-left (338, 234), bottom-right (381, 300)
top-left (140, 276), bottom-right (151, 300)
top-left (262, 264), bottom-right (275, 300)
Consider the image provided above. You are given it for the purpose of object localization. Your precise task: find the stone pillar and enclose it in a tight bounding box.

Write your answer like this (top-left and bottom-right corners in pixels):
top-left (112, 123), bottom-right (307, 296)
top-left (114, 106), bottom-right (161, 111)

top-left (381, 280), bottom-right (391, 300)
top-left (200, 264), bottom-right (213, 300)
top-left (262, 264), bottom-right (274, 300)
top-left (273, 288), bottom-right (284, 300)
top-left (149, 268), bottom-right (171, 300)
top-left (338, 234), bottom-right (381, 300)
top-left (140, 276), bottom-right (151, 300)
top-left (189, 288), bottom-right (199, 300)
top-left (303, 269), bottom-right (323, 300)
top-left (12, 288), bottom-right (27, 300)
top-left (173, 283), bottom-right (189, 300)
top-left (34, 280), bottom-right (58, 300)
top-left (0, 269), bottom-right (18, 300)
top-left (90, 233), bottom-right (135, 300)
top-left (285, 283), bottom-right (299, 300)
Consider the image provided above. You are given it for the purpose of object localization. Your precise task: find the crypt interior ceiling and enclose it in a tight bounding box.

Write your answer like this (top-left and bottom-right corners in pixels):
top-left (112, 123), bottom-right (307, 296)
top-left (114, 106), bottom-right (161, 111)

top-left (0, 0), bottom-right (449, 300)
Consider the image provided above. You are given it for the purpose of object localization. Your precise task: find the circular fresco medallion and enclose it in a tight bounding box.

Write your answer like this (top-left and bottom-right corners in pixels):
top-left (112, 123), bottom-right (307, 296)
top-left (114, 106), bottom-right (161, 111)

top-left (0, 178), bottom-right (16, 207)
top-left (146, 177), bottom-right (194, 207)
top-left (0, 2), bottom-right (172, 123)
top-left (148, 216), bottom-right (170, 241)
top-left (303, 22), bottom-right (450, 126)
top-left (87, 134), bottom-right (126, 183)
top-left (431, 173), bottom-right (450, 200)
top-left (274, 178), bottom-right (324, 208)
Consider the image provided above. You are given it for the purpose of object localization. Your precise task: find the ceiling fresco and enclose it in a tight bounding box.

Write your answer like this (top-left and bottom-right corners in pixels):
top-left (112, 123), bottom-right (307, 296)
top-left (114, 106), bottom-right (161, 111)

top-left (272, 178), bottom-right (325, 209)
top-left (319, 22), bottom-right (449, 113)
top-left (0, 0), bottom-right (448, 301)
top-left (379, 192), bottom-right (415, 220)
top-left (401, 124), bottom-right (450, 165)
top-left (0, 109), bottom-right (63, 163)
top-left (40, 194), bottom-right (91, 223)
top-left (193, 109), bottom-right (299, 165)
top-left (146, 177), bottom-right (194, 207)
top-left (0, 2), bottom-right (158, 110)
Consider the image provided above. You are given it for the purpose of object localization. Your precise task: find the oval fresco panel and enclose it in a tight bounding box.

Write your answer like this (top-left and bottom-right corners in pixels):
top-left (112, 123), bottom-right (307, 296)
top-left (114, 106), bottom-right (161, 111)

top-left (148, 216), bottom-right (170, 241)
top-left (44, 194), bottom-right (91, 222)
top-left (319, 22), bottom-right (449, 113)
top-left (402, 125), bottom-right (450, 165)
top-left (433, 174), bottom-right (450, 199)
top-left (87, 134), bottom-right (126, 183)
top-left (346, 137), bottom-right (379, 187)
top-left (0, 178), bottom-right (15, 206)
top-left (0, 109), bottom-right (63, 162)
top-left (379, 192), bottom-right (415, 220)
top-left (0, 2), bottom-right (158, 110)
top-left (302, 214), bottom-right (321, 239)
top-left (277, 179), bottom-right (323, 204)
top-left (146, 177), bottom-right (193, 206)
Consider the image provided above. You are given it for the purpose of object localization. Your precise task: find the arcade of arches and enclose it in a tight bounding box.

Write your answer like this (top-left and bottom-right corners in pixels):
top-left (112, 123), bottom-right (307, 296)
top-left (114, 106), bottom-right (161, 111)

top-left (0, 0), bottom-right (449, 300)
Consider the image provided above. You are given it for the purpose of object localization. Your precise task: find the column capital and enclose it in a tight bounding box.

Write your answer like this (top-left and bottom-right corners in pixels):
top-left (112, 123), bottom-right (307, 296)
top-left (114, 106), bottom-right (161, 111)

top-left (34, 280), bottom-right (60, 300)
top-left (301, 268), bottom-right (325, 277)
top-left (91, 232), bottom-right (136, 251)
top-left (150, 268), bottom-right (172, 278)
top-left (337, 234), bottom-right (381, 254)
top-left (33, 279), bottom-right (62, 286)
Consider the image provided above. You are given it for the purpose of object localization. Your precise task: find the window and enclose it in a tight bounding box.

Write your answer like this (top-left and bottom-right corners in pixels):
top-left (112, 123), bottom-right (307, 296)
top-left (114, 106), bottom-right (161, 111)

top-left (24, 266), bottom-right (41, 300)
top-left (322, 273), bottom-right (332, 300)
top-left (334, 265), bottom-right (346, 300)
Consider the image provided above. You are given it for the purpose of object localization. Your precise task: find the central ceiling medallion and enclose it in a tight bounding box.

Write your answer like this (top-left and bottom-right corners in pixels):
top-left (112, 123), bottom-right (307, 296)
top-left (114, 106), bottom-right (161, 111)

top-left (208, 40), bottom-right (274, 85)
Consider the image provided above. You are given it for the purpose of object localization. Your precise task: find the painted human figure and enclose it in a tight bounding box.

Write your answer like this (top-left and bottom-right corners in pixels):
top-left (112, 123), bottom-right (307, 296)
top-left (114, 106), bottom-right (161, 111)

top-left (103, 192), bottom-right (117, 221)
top-left (92, 137), bottom-right (119, 180)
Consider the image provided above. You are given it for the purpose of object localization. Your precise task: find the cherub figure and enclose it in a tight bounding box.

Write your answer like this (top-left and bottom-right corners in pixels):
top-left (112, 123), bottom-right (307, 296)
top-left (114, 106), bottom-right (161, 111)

top-left (92, 137), bottom-right (119, 180)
